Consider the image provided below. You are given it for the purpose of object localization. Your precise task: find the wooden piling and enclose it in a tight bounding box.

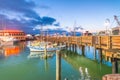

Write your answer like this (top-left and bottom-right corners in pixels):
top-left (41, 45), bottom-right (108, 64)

top-left (94, 48), bottom-right (96, 60)
top-left (74, 44), bottom-right (77, 53)
top-left (99, 49), bottom-right (102, 63)
top-left (72, 44), bottom-right (74, 52)
top-left (56, 50), bottom-right (61, 80)
top-left (111, 58), bottom-right (118, 74)
top-left (82, 46), bottom-right (85, 56)
top-left (44, 44), bottom-right (47, 59)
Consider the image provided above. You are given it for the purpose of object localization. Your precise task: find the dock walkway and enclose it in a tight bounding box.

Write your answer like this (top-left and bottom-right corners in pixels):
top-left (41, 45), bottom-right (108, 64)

top-left (43, 35), bottom-right (120, 59)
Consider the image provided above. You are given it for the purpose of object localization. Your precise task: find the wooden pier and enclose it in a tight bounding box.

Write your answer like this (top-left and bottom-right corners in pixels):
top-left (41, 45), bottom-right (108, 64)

top-left (41, 35), bottom-right (120, 78)
top-left (43, 35), bottom-right (120, 74)
top-left (44, 36), bottom-right (120, 53)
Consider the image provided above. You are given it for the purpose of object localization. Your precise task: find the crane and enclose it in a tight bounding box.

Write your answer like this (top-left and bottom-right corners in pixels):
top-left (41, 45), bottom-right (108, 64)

top-left (114, 15), bottom-right (120, 26)
top-left (112, 15), bottom-right (120, 35)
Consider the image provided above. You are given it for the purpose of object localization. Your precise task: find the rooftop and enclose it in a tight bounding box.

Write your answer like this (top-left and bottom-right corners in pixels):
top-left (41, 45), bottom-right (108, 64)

top-left (0, 30), bottom-right (24, 33)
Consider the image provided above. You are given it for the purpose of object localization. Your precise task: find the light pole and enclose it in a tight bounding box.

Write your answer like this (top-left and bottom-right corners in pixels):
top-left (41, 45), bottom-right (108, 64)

top-left (104, 19), bottom-right (110, 35)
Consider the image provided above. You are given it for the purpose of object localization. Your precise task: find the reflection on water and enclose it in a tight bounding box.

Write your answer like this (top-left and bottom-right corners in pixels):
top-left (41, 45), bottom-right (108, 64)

top-left (0, 42), bottom-right (116, 80)
top-left (0, 42), bottom-right (26, 57)
top-left (28, 52), bottom-right (44, 58)
top-left (61, 49), bottom-right (112, 80)
top-left (4, 46), bottom-right (20, 56)
top-left (28, 51), bottom-right (55, 59)
top-left (79, 67), bottom-right (90, 80)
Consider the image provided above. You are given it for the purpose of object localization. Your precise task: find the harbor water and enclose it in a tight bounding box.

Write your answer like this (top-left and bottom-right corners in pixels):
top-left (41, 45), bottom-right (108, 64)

top-left (0, 41), bottom-right (119, 80)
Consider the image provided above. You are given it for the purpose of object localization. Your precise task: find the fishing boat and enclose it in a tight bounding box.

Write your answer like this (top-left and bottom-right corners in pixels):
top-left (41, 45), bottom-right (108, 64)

top-left (27, 41), bottom-right (66, 52)
top-left (27, 25), bottom-right (66, 52)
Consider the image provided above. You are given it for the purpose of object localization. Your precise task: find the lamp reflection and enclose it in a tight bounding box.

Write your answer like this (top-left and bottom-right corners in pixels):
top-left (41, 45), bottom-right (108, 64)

top-left (44, 59), bottom-right (49, 71)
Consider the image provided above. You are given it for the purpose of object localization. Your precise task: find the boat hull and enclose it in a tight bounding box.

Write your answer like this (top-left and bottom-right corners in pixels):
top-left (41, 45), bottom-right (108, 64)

top-left (28, 45), bottom-right (66, 52)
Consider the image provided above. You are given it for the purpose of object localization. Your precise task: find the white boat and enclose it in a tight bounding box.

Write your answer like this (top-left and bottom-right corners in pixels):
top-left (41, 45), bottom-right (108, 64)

top-left (29, 45), bottom-right (65, 52)
top-left (27, 26), bottom-right (66, 52)
top-left (0, 36), bottom-right (17, 47)
top-left (27, 41), bottom-right (66, 52)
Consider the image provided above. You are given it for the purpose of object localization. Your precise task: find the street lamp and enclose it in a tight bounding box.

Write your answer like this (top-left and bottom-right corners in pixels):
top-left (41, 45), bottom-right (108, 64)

top-left (104, 19), bottom-right (110, 35)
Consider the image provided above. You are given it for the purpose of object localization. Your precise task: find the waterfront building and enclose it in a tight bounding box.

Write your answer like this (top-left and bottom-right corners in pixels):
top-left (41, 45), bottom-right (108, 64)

top-left (98, 30), bottom-right (111, 35)
top-left (112, 26), bottom-right (120, 35)
top-left (0, 30), bottom-right (26, 41)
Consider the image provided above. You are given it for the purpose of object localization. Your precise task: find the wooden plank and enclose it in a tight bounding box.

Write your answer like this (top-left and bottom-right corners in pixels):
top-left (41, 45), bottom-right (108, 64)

top-left (112, 46), bottom-right (120, 49)
top-left (112, 40), bottom-right (120, 42)
top-left (112, 36), bottom-right (120, 39)
top-left (101, 46), bottom-right (108, 50)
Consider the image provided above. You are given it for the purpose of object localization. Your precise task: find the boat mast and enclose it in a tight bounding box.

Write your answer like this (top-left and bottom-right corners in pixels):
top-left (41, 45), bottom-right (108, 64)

top-left (40, 25), bottom-right (43, 41)
top-left (73, 21), bottom-right (76, 36)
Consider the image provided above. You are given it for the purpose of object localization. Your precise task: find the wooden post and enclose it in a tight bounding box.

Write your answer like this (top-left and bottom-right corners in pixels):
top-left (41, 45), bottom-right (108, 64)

top-left (72, 44), bottom-right (74, 52)
top-left (80, 37), bottom-right (82, 45)
top-left (111, 58), bottom-right (118, 73)
top-left (94, 48), bottom-right (96, 60)
top-left (44, 44), bottom-right (47, 59)
top-left (107, 36), bottom-right (112, 49)
top-left (67, 43), bottom-right (69, 50)
top-left (110, 36), bottom-right (112, 49)
top-left (91, 36), bottom-right (93, 46)
top-left (99, 36), bottom-right (101, 48)
top-left (70, 44), bottom-right (72, 51)
top-left (74, 44), bottom-right (77, 53)
top-left (56, 50), bottom-right (61, 80)
top-left (82, 46), bottom-right (85, 56)
top-left (99, 49), bottom-right (102, 63)
top-left (66, 43), bottom-right (68, 49)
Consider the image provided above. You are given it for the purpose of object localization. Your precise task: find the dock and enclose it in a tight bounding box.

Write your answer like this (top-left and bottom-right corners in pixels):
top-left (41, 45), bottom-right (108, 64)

top-left (43, 35), bottom-right (120, 79)
top-left (43, 35), bottom-right (120, 51)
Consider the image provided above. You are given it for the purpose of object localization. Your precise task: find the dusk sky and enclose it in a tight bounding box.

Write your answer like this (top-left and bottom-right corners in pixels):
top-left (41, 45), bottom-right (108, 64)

top-left (0, 0), bottom-right (120, 34)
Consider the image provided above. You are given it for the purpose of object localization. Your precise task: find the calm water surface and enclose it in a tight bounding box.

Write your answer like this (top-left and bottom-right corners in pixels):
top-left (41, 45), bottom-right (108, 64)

top-left (0, 42), bottom-right (117, 80)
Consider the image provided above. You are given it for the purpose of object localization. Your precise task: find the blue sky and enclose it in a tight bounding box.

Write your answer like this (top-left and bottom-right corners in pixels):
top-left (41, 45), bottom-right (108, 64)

top-left (0, 0), bottom-right (120, 34)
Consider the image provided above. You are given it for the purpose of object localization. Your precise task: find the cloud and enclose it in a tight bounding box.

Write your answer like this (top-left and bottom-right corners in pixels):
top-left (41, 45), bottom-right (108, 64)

top-left (0, 0), bottom-right (40, 20)
top-left (41, 16), bottom-right (56, 26)
top-left (0, 14), bottom-right (30, 30)
top-left (39, 5), bottom-right (51, 9)
top-left (0, 14), bottom-right (57, 33)
top-left (53, 22), bottom-right (60, 26)
top-left (0, 0), bottom-right (59, 34)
